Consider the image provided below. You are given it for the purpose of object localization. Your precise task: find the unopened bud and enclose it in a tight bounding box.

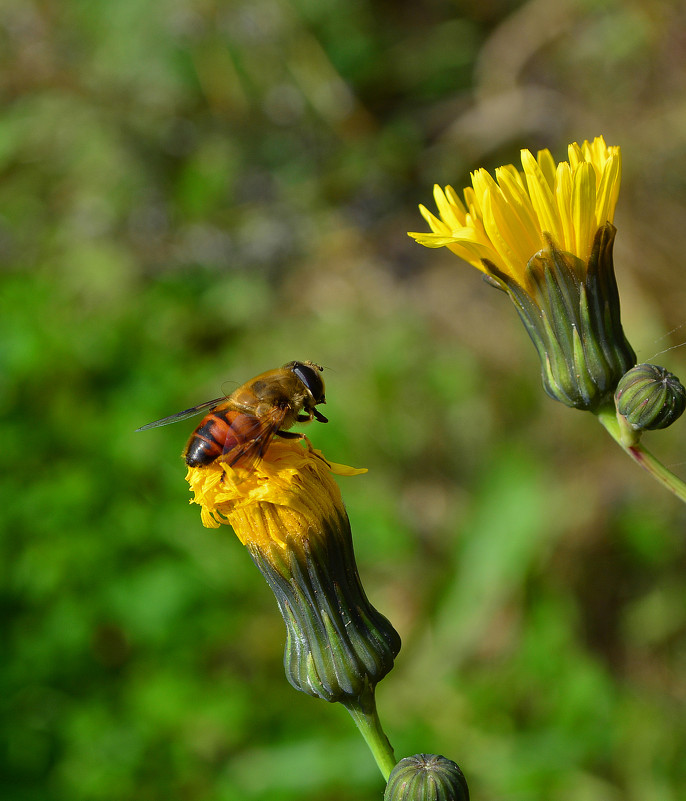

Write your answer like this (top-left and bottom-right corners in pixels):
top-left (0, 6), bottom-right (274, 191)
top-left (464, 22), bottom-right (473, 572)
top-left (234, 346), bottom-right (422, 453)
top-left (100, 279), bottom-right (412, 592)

top-left (615, 363), bottom-right (686, 432)
top-left (384, 754), bottom-right (469, 801)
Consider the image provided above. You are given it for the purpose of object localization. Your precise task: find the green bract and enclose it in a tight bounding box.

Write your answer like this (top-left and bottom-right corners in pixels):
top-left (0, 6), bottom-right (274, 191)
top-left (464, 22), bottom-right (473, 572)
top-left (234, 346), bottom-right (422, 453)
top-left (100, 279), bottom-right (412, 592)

top-left (486, 224), bottom-right (636, 410)
top-left (250, 506), bottom-right (401, 703)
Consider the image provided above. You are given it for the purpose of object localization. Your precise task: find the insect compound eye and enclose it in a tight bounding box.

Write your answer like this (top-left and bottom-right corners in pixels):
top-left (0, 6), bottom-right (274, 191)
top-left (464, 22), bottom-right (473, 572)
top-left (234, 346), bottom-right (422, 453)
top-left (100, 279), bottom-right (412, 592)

top-left (291, 361), bottom-right (325, 403)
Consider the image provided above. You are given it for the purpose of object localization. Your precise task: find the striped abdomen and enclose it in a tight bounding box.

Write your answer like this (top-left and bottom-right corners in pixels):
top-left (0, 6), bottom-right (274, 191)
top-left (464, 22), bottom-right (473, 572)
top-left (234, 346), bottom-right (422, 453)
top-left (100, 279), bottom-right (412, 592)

top-left (185, 408), bottom-right (265, 467)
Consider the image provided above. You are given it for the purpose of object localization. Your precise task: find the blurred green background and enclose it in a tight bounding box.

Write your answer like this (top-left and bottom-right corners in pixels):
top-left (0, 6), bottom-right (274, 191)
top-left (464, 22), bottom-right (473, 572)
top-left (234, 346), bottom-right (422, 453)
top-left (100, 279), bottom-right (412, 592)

top-left (2, 0), bottom-right (686, 799)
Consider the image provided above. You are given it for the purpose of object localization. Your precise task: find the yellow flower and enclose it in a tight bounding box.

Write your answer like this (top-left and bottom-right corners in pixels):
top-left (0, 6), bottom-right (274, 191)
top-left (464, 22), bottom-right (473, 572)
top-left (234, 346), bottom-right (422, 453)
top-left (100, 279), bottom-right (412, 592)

top-left (186, 439), bottom-right (365, 538)
top-left (186, 440), bottom-right (400, 705)
top-left (409, 136), bottom-right (635, 411)
top-left (409, 136), bottom-right (621, 294)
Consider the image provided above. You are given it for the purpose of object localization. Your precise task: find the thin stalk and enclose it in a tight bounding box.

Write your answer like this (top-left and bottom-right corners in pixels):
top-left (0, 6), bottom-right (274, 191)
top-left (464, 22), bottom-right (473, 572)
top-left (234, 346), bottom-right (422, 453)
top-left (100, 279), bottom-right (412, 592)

top-left (342, 684), bottom-right (396, 781)
top-left (596, 404), bottom-right (686, 504)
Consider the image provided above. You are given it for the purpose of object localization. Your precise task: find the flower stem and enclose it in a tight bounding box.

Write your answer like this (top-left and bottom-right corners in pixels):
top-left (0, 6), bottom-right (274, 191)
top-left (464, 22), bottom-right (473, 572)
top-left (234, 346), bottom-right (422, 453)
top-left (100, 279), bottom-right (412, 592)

top-left (596, 404), bottom-right (686, 504)
top-left (342, 684), bottom-right (396, 781)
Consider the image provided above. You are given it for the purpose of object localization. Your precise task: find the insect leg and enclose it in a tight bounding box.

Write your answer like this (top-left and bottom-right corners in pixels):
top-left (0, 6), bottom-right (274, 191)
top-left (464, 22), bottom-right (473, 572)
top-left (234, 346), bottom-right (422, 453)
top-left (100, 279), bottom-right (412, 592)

top-left (275, 431), bottom-right (331, 467)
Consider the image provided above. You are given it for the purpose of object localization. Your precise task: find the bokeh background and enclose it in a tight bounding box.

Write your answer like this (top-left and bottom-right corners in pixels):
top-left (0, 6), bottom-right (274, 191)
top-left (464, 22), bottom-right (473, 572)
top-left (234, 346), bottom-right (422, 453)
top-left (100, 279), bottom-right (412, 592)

top-left (3, 0), bottom-right (686, 799)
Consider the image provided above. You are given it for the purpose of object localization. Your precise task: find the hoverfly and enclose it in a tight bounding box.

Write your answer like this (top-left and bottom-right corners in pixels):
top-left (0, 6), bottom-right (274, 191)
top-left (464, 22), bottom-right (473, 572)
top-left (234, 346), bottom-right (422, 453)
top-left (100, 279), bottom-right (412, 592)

top-left (136, 361), bottom-right (328, 469)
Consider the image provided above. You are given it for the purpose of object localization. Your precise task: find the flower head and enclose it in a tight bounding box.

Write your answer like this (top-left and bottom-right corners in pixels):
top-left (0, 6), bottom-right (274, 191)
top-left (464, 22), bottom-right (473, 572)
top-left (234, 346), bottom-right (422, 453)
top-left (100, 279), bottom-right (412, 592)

top-left (187, 440), bottom-right (401, 704)
top-left (186, 439), bottom-right (363, 535)
top-left (409, 137), bottom-right (635, 411)
top-left (409, 136), bottom-right (621, 295)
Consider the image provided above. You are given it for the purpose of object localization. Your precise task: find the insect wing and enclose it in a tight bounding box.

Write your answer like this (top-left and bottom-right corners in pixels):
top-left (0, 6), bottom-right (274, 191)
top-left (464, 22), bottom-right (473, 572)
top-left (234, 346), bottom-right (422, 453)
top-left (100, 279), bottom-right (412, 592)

top-left (222, 406), bottom-right (288, 471)
top-left (135, 397), bottom-right (227, 431)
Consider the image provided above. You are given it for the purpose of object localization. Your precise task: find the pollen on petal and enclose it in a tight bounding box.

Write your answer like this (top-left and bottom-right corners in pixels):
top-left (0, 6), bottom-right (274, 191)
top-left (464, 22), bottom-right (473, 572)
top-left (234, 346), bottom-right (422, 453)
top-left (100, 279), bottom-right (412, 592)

top-left (186, 440), bottom-right (365, 552)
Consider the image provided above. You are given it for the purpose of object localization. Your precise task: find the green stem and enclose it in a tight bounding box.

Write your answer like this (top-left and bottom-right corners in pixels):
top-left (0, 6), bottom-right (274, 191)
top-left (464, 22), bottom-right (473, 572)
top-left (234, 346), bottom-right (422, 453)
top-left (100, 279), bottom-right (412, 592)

top-left (596, 404), bottom-right (686, 504)
top-left (342, 683), bottom-right (396, 781)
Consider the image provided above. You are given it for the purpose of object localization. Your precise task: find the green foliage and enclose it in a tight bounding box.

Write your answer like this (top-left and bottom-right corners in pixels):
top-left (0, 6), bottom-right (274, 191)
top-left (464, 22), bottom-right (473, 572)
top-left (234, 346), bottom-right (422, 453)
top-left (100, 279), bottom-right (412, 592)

top-left (2, 1), bottom-right (686, 800)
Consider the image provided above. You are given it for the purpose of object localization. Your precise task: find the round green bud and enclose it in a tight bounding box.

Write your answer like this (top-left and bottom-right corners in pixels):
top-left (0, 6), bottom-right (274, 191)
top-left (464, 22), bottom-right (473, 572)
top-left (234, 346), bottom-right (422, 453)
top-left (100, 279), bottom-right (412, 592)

top-left (384, 754), bottom-right (469, 801)
top-left (615, 363), bottom-right (686, 431)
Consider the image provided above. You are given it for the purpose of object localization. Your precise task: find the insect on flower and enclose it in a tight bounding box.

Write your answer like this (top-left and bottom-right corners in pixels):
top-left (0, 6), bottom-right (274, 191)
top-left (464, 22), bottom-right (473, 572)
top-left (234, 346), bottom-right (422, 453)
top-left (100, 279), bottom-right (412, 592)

top-left (136, 361), bottom-right (328, 469)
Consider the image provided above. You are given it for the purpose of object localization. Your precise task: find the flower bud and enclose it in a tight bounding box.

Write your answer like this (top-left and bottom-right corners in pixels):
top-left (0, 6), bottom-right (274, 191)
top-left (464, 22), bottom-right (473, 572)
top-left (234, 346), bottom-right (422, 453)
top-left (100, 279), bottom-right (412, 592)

top-left (615, 363), bottom-right (686, 432)
top-left (384, 754), bottom-right (469, 801)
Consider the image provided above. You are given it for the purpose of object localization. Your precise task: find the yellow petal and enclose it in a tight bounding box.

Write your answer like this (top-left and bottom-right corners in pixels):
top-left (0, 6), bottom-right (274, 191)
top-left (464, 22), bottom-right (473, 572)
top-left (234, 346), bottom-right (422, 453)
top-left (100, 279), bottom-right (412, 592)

top-left (407, 232), bottom-right (466, 248)
top-left (522, 149), bottom-right (563, 245)
top-left (495, 164), bottom-right (543, 259)
top-left (554, 161), bottom-right (574, 253)
top-left (595, 149), bottom-right (621, 228)
top-left (572, 161), bottom-right (596, 260)
top-left (418, 204), bottom-right (450, 234)
top-left (444, 185), bottom-right (468, 216)
top-left (567, 141), bottom-right (584, 171)
top-left (481, 188), bottom-right (528, 283)
top-left (325, 460), bottom-right (368, 476)
top-left (536, 148), bottom-right (557, 190)
top-left (433, 185), bottom-right (466, 229)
